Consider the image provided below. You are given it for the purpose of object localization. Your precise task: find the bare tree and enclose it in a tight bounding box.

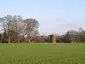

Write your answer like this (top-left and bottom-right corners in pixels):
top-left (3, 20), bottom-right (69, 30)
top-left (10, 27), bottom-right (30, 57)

top-left (68, 30), bottom-right (77, 43)
top-left (0, 15), bottom-right (40, 43)
top-left (0, 15), bottom-right (24, 43)
top-left (12, 15), bottom-right (24, 43)
top-left (23, 18), bottom-right (39, 43)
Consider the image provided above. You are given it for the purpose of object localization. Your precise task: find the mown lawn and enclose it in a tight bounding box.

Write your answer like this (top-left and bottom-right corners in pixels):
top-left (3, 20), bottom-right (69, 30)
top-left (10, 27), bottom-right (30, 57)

top-left (0, 43), bottom-right (85, 64)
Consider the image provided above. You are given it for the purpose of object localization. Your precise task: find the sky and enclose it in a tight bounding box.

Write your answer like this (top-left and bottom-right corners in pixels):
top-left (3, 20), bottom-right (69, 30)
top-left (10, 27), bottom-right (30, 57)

top-left (0, 0), bottom-right (85, 35)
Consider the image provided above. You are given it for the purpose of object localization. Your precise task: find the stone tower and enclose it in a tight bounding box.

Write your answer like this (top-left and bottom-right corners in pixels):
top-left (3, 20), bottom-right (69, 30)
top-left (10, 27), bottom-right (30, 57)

top-left (48, 34), bottom-right (56, 43)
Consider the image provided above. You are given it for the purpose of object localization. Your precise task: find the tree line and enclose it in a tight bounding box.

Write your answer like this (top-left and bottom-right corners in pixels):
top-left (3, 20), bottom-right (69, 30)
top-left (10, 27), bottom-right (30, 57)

top-left (57, 28), bottom-right (85, 43)
top-left (0, 15), bottom-right (39, 43)
top-left (0, 15), bottom-right (85, 43)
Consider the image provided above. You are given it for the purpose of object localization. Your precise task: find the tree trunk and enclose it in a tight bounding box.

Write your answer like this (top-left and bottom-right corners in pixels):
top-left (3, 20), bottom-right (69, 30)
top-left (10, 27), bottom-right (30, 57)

top-left (18, 39), bottom-right (20, 43)
top-left (28, 39), bottom-right (30, 43)
top-left (1, 34), bottom-right (3, 43)
top-left (72, 40), bottom-right (74, 43)
top-left (8, 37), bottom-right (10, 43)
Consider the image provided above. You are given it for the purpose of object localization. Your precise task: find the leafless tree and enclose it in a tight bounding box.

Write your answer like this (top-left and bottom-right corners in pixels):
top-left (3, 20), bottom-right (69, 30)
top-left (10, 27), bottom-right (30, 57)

top-left (23, 18), bottom-right (39, 43)
top-left (0, 15), bottom-right (24, 43)
top-left (0, 15), bottom-right (40, 43)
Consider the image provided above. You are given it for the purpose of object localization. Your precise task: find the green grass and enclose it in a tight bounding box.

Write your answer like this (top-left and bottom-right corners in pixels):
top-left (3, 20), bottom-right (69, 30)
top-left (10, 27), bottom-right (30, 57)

top-left (0, 43), bottom-right (85, 64)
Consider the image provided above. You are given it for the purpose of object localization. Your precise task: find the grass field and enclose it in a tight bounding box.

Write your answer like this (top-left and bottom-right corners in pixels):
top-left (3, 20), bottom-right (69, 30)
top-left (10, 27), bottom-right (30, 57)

top-left (0, 43), bottom-right (85, 64)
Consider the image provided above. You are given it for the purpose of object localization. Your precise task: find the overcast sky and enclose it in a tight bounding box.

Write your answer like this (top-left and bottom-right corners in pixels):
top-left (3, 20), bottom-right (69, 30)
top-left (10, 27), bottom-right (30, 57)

top-left (0, 0), bottom-right (85, 35)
